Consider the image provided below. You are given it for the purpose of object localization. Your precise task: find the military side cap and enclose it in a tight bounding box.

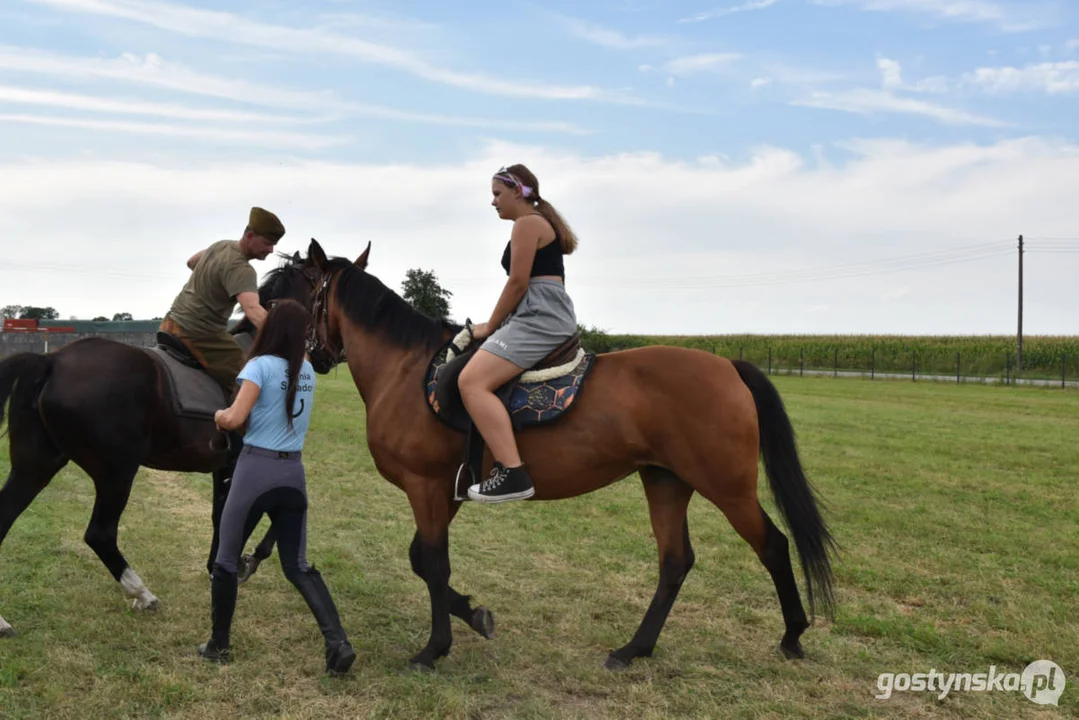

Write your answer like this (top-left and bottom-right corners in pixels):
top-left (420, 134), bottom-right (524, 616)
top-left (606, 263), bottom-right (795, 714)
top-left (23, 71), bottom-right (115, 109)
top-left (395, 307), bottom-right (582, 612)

top-left (248, 206), bottom-right (285, 241)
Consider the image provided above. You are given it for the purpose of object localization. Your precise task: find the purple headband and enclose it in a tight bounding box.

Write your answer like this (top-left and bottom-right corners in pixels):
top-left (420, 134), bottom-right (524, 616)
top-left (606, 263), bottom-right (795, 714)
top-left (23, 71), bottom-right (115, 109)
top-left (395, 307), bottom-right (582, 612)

top-left (494, 171), bottom-right (533, 198)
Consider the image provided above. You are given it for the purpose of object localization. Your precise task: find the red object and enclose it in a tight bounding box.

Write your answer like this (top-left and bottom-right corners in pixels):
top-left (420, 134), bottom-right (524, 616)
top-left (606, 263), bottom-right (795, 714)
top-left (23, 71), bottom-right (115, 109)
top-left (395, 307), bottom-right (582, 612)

top-left (3, 318), bottom-right (38, 331)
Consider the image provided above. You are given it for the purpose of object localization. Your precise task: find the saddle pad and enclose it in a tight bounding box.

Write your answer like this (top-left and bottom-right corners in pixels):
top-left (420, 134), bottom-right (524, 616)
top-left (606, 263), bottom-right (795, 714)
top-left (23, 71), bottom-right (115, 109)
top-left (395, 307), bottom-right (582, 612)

top-left (424, 342), bottom-right (596, 433)
top-left (145, 346), bottom-right (228, 419)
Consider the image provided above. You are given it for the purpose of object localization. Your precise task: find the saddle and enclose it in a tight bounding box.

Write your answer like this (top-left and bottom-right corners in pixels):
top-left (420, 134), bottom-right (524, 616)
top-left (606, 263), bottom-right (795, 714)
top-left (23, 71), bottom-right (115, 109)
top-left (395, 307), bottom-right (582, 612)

top-left (143, 330), bottom-right (251, 420)
top-left (423, 324), bottom-right (596, 501)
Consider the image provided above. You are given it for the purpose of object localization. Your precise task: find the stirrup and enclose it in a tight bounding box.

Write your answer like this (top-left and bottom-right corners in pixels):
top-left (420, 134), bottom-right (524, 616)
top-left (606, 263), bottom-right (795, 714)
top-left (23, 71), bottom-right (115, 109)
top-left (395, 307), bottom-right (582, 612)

top-left (453, 463), bottom-right (474, 502)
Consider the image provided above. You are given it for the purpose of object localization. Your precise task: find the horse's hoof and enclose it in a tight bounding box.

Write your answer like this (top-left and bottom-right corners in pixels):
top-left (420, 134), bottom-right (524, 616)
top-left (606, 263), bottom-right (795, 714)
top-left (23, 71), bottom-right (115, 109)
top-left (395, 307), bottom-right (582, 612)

top-left (237, 554), bottom-right (257, 585)
top-left (471, 607), bottom-right (495, 639)
top-left (778, 642), bottom-right (805, 660)
top-left (604, 653), bottom-right (632, 671)
top-left (132, 596), bottom-right (159, 612)
top-left (0, 626), bottom-right (16, 639)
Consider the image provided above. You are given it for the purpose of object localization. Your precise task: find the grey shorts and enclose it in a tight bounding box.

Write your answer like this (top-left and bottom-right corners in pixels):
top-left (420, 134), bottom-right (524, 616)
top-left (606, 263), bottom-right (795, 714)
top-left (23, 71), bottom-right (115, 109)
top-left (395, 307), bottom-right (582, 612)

top-left (481, 279), bottom-right (577, 368)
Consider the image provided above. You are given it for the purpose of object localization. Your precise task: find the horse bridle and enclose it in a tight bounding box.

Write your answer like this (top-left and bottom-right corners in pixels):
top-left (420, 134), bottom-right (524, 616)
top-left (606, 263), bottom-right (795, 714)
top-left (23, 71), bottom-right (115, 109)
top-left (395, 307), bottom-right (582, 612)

top-left (306, 269), bottom-right (347, 366)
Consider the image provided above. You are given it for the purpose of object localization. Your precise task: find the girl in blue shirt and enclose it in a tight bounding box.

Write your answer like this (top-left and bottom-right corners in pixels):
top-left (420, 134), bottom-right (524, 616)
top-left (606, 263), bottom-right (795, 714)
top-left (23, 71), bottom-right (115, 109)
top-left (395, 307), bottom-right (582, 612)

top-left (199, 298), bottom-right (355, 676)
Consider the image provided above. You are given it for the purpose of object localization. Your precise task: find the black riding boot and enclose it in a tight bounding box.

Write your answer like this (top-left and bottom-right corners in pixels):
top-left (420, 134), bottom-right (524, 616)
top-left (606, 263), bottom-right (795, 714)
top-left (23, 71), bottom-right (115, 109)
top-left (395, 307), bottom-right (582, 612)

top-left (198, 567), bottom-right (237, 662)
top-left (290, 566), bottom-right (356, 675)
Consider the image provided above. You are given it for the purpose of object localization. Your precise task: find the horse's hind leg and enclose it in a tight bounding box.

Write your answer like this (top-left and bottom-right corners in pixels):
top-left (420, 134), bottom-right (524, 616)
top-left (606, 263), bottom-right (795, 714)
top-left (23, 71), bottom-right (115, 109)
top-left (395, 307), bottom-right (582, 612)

top-left (0, 410), bottom-right (69, 637)
top-left (409, 530), bottom-right (494, 640)
top-left (706, 490), bottom-right (810, 660)
top-left (79, 462), bottom-right (159, 611)
top-left (606, 466), bottom-right (695, 670)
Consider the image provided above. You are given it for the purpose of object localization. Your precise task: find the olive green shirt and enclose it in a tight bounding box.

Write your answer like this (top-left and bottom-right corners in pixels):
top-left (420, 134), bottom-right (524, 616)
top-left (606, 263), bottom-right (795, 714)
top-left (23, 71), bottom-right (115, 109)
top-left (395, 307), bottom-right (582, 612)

top-left (167, 240), bottom-right (258, 337)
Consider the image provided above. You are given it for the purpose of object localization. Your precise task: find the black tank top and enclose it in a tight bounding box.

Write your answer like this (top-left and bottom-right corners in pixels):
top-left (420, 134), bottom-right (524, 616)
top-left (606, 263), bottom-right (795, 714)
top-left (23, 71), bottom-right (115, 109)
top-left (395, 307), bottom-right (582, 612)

top-left (500, 215), bottom-right (565, 280)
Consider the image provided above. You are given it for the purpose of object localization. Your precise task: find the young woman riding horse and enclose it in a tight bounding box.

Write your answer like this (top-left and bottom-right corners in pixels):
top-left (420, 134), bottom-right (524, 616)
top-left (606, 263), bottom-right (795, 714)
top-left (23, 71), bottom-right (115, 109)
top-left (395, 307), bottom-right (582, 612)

top-left (298, 233), bottom-right (838, 672)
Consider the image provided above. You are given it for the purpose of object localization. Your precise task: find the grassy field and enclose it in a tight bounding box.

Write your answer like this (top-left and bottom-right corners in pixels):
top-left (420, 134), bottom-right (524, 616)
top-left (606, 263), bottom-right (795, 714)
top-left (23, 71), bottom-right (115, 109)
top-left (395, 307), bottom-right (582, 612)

top-left (0, 370), bottom-right (1076, 719)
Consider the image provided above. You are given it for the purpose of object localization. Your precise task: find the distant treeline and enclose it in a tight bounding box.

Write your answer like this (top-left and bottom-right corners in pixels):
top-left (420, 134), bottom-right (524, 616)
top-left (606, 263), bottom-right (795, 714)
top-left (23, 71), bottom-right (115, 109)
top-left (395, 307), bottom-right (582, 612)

top-left (575, 326), bottom-right (1079, 380)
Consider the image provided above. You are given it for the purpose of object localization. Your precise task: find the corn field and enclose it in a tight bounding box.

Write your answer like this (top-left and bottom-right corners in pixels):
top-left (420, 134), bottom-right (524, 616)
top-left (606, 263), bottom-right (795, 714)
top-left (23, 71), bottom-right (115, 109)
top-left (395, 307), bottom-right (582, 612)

top-left (577, 327), bottom-right (1079, 383)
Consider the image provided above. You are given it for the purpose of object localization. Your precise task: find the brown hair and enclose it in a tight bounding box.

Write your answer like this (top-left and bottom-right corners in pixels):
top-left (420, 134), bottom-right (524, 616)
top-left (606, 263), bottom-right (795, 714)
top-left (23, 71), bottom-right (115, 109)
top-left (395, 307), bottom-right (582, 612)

top-left (247, 298), bottom-right (308, 428)
top-left (496, 163), bottom-right (578, 254)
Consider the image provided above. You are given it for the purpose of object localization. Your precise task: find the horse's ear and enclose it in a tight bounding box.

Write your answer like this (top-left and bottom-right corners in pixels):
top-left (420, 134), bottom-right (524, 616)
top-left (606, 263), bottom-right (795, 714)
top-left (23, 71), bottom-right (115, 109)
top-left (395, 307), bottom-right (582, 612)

top-left (355, 241), bottom-right (371, 269)
top-left (308, 238), bottom-right (328, 270)
top-left (292, 250), bottom-right (302, 264)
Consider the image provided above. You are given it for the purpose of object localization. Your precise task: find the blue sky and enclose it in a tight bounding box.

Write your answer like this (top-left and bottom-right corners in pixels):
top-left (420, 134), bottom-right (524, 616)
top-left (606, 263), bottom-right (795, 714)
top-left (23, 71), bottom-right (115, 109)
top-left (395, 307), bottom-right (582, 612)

top-left (1, 0), bottom-right (1077, 334)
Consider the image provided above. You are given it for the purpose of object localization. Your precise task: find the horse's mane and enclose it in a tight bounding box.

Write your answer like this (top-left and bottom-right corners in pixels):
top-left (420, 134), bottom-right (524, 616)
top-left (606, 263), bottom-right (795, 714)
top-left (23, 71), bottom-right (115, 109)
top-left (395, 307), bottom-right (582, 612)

top-left (231, 252), bottom-right (304, 336)
top-left (326, 257), bottom-right (461, 354)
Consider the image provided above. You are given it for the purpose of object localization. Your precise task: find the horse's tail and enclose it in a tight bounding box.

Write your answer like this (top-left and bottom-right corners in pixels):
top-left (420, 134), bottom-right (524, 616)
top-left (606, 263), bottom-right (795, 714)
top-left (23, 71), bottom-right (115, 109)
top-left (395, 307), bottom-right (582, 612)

top-left (732, 359), bottom-right (838, 621)
top-left (0, 352), bottom-right (52, 438)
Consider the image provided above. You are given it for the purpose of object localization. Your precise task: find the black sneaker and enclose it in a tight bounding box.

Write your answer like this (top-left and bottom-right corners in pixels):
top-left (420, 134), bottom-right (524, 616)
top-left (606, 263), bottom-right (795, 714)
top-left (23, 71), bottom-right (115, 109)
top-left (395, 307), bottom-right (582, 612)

top-left (468, 462), bottom-right (535, 503)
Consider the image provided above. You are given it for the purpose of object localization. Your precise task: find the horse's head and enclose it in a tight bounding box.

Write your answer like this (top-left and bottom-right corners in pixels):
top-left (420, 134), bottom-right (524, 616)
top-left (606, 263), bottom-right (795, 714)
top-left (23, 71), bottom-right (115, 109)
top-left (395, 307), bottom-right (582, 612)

top-left (304, 237), bottom-right (371, 374)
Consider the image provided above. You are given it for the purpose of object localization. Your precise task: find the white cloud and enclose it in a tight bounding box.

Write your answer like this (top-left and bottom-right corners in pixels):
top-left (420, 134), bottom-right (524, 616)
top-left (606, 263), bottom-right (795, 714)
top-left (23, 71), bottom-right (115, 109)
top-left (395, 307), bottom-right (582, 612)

top-left (558, 16), bottom-right (669, 49)
top-left (962, 61), bottom-right (1079, 94)
top-left (1067, 39), bottom-right (1079, 50)
top-left (679, 0), bottom-right (782, 23)
top-left (811, 0), bottom-right (1056, 32)
top-left (790, 89), bottom-right (1006, 126)
top-left (664, 53), bottom-right (743, 76)
top-left (0, 84), bottom-right (315, 123)
top-left (21, 0), bottom-right (608, 100)
top-left (876, 57), bottom-right (949, 93)
top-left (1, 136), bottom-right (1075, 334)
top-left (0, 113), bottom-right (343, 149)
top-left (0, 48), bottom-right (589, 133)
top-left (751, 77), bottom-right (773, 88)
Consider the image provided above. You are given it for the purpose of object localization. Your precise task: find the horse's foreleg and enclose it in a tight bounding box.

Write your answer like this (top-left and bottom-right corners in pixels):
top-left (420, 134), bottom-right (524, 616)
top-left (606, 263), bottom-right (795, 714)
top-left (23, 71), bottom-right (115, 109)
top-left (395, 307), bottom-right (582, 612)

top-left (406, 484), bottom-right (454, 670)
top-left (607, 467), bottom-right (695, 670)
top-left (409, 530), bottom-right (494, 639)
top-left (83, 466), bottom-right (159, 611)
top-left (207, 466), bottom-right (230, 577)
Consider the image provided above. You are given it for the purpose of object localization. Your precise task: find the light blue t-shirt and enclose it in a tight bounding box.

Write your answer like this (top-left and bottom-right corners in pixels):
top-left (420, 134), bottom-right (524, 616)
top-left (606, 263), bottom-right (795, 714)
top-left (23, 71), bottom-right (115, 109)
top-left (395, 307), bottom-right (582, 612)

top-left (236, 355), bottom-right (316, 452)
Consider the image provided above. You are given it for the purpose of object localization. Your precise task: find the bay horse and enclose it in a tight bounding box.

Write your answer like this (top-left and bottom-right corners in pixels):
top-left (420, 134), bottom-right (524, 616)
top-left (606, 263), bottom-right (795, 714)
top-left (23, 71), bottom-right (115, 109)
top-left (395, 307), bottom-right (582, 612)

top-left (298, 239), bottom-right (839, 671)
top-left (0, 251), bottom-right (317, 638)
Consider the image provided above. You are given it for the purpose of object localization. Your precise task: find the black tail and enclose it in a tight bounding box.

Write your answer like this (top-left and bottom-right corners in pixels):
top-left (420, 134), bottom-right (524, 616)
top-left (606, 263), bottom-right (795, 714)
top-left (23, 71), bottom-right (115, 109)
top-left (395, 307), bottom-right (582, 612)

top-left (733, 359), bottom-right (838, 621)
top-left (0, 352), bottom-right (52, 438)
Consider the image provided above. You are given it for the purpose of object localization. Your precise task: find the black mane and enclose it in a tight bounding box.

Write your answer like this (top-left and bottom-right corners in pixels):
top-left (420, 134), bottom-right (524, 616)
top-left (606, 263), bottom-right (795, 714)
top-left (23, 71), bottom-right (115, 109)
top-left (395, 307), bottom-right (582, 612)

top-left (231, 252), bottom-right (309, 336)
top-left (326, 257), bottom-right (461, 354)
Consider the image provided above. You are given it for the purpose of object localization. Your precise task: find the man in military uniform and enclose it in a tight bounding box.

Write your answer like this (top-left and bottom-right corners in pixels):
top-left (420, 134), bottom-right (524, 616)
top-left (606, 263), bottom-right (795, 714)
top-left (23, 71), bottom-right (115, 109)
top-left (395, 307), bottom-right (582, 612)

top-left (160, 206), bottom-right (285, 393)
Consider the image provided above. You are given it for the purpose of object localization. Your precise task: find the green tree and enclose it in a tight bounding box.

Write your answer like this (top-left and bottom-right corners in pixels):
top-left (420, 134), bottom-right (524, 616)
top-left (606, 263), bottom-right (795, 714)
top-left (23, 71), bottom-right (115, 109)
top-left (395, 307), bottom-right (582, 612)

top-left (20, 306), bottom-right (59, 320)
top-left (401, 268), bottom-right (453, 321)
top-left (1, 305), bottom-right (25, 319)
top-left (112, 312), bottom-right (133, 321)
top-left (92, 316), bottom-right (109, 322)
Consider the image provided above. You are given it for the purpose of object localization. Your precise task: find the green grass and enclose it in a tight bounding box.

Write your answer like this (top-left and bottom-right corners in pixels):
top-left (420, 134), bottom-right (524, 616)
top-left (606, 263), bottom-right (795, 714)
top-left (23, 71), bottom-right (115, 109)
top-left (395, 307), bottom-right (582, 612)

top-left (1, 371), bottom-right (1076, 719)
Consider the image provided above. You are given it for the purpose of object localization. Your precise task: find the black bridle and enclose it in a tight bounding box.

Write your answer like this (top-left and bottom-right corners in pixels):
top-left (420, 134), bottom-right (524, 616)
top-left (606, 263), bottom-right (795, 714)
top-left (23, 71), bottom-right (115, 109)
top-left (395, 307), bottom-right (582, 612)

top-left (305, 268), bottom-right (347, 367)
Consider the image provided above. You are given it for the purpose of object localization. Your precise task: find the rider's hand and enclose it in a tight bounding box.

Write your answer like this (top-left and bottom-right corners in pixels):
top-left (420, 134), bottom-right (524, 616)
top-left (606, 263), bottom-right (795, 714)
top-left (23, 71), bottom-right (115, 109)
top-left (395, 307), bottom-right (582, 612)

top-left (472, 322), bottom-right (490, 339)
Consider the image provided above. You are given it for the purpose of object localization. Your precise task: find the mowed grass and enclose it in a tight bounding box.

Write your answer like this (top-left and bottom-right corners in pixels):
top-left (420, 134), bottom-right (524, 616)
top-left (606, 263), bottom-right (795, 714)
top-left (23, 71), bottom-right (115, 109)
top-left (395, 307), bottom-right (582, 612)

top-left (0, 370), bottom-right (1076, 719)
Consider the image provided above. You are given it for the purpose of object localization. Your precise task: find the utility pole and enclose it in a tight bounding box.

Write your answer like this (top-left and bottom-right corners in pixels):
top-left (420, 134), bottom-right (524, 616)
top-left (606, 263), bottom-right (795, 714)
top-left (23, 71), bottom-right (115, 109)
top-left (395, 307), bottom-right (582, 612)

top-left (1017, 234), bottom-right (1024, 372)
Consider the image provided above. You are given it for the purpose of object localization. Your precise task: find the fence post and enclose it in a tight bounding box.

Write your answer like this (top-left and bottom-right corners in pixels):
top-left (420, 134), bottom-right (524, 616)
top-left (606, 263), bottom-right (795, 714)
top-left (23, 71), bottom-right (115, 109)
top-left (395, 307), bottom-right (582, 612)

top-left (871, 347), bottom-right (876, 380)
top-left (957, 352), bottom-right (961, 384)
top-left (1005, 353), bottom-right (1011, 385)
top-left (912, 351), bottom-right (916, 382)
top-left (834, 348), bottom-right (838, 377)
top-left (800, 348), bottom-right (804, 377)
top-left (739, 346), bottom-right (743, 361)
top-left (1063, 354), bottom-right (1067, 389)
top-left (768, 347), bottom-right (772, 375)
top-left (712, 343), bottom-right (716, 355)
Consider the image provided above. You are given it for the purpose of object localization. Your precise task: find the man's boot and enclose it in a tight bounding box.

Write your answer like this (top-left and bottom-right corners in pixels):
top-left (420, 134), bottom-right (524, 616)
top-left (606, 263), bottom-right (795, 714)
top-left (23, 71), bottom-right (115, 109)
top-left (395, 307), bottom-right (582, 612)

top-left (290, 566), bottom-right (356, 675)
top-left (198, 566), bottom-right (238, 662)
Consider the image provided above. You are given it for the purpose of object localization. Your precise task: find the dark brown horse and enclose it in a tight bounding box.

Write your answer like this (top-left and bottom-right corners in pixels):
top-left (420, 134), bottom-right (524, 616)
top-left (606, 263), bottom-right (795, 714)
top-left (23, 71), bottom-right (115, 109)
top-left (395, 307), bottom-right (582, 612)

top-left (0, 252), bottom-right (317, 638)
top-left (298, 239), bottom-right (839, 671)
